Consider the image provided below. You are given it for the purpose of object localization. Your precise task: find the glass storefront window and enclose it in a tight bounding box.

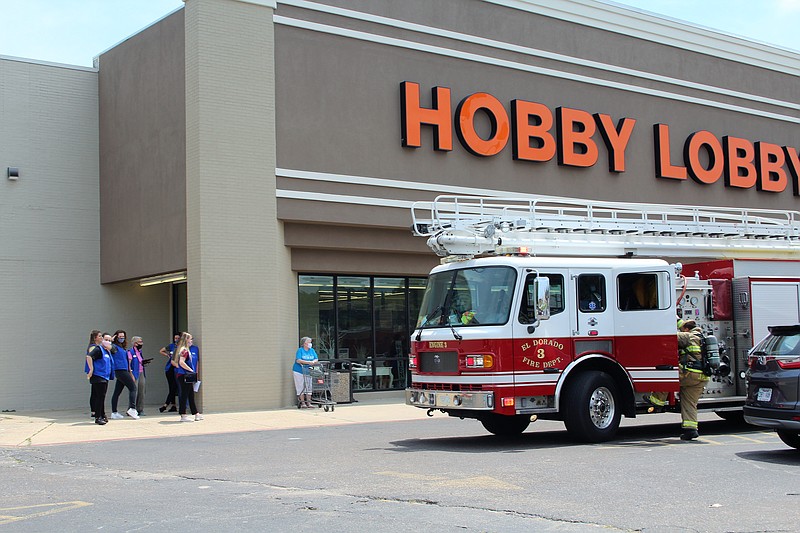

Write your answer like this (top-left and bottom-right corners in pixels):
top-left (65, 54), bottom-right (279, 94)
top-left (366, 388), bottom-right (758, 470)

top-left (298, 275), bottom-right (335, 357)
top-left (297, 274), bottom-right (426, 392)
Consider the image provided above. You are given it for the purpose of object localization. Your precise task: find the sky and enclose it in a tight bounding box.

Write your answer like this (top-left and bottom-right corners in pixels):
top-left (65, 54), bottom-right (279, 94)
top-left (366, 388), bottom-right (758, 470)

top-left (0, 0), bottom-right (799, 68)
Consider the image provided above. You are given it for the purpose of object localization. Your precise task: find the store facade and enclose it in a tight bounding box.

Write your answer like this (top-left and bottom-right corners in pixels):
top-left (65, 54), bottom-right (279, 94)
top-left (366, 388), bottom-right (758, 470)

top-left (2, 0), bottom-right (799, 411)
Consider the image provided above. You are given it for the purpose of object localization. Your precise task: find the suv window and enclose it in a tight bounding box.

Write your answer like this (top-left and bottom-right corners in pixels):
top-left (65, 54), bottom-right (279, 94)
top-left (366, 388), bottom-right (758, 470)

top-left (753, 327), bottom-right (800, 356)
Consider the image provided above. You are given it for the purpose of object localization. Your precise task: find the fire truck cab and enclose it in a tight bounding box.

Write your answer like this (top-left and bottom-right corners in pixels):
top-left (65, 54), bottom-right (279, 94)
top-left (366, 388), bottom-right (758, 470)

top-left (406, 195), bottom-right (800, 442)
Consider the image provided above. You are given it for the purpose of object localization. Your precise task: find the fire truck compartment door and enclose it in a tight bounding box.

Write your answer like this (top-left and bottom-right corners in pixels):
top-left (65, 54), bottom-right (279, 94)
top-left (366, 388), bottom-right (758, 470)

top-left (572, 270), bottom-right (614, 340)
top-left (750, 282), bottom-right (800, 344)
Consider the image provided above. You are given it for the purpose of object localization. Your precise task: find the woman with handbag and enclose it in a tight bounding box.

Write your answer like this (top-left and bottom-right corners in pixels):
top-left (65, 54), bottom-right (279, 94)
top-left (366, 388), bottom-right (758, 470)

top-left (173, 332), bottom-right (202, 422)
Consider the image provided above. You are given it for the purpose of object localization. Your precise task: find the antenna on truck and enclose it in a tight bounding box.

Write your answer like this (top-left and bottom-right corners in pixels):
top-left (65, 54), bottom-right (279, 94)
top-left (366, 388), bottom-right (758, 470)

top-left (411, 195), bottom-right (800, 260)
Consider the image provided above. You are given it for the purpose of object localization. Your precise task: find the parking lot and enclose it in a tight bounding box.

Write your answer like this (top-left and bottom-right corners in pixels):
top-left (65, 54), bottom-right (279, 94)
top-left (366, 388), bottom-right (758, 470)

top-left (1, 402), bottom-right (799, 532)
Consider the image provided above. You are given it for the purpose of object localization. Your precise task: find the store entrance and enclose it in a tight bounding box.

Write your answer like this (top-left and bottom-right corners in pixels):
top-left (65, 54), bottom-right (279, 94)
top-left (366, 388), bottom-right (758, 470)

top-left (298, 274), bottom-right (426, 392)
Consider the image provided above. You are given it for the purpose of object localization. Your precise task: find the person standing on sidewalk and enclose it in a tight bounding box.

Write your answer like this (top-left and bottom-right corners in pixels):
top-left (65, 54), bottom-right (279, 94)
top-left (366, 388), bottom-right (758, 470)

top-left (293, 336), bottom-right (318, 408)
top-left (85, 329), bottom-right (102, 418)
top-left (109, 329), bottom-right (139, 420)
top-left (173, 332), bottom-right (201, 422)
top-left (128, 336), bottom-right (149, 416)
top-left (158, 333), bottom-right (180, 413)
top-left (86, 333), bottom-right (115, 425)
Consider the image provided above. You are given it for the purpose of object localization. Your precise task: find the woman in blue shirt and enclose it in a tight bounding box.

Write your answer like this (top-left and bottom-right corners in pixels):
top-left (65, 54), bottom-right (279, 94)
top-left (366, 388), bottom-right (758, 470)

top-left (85, 329), bottom-right (101, 418)
top-left (293, 336), bottom-right (318, 408)
top-left (86, 333), bottom-right (115, 425)
top-left (174, 332), bottom-right (201, 422)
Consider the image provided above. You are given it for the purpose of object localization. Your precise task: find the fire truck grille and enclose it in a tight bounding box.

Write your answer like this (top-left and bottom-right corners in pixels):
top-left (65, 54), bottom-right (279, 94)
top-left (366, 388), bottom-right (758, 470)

top-left (418, 383), bottom-right (484, 392)
top-left (418, 351), bottom-right (459, 373)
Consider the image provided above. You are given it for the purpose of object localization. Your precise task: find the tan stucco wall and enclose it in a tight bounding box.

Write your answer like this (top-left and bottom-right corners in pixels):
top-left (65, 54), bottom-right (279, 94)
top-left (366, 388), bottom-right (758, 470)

top-left (0, 58), bottom-right (171, 411)
top-left (184, 0), bottom-right (296, 410)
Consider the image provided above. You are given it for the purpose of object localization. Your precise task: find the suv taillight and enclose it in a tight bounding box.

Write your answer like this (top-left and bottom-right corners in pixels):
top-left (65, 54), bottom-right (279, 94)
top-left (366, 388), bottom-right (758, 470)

top-left (777, 357), bottom-right (800, 369)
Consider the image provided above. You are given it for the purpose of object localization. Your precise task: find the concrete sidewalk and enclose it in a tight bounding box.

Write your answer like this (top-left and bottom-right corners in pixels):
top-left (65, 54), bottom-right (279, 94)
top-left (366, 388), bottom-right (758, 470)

top-left (0, 393), bottom-right (430, 447)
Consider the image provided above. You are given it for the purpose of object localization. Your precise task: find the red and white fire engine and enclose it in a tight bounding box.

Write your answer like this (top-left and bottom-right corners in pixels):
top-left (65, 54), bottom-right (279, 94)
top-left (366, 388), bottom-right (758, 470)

top-left (405, 195), bottom-right (800, 442)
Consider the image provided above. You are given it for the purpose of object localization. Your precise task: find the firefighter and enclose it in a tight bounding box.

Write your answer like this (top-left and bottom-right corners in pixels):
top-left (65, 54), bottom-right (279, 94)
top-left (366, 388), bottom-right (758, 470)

top-left (642, 318), bottom-right (686, 409)
top-left (676, 319), bottom-right (707, 440)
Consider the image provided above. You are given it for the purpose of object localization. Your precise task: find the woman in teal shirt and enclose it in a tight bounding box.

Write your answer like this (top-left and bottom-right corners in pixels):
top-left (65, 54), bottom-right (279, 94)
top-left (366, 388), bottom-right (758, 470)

top-left (293, 337), bottom-right (318, 408)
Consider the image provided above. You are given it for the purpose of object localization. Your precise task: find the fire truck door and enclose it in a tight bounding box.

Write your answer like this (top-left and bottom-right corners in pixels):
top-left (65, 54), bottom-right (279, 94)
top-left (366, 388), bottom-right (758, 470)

top-left (572, 270), bottom-right (615, 340)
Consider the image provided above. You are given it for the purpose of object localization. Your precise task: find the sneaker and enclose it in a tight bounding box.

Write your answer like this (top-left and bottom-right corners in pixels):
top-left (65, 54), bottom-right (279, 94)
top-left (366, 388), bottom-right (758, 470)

top-left (110, 412), bottom-right (124, 420)
top-left (194, 414), bottom-right (204, 421)
top-left (680, 429), bottom-right (699, 441)
top-left (126, 407), bottom-right (140, 419)
top-left (180, 415), bottom-right (193, 422)
top-left (138, 411), bottom-right (146, 416)
top-left (95, 417), bottom-right (107, 425)
top-left (168, 406), bottom-right (178, 412)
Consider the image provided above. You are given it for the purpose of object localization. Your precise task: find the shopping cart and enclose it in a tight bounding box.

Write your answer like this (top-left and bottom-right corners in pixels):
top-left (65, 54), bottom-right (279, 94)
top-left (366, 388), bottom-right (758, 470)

top-left (300, 361), bottom-right (336, 412)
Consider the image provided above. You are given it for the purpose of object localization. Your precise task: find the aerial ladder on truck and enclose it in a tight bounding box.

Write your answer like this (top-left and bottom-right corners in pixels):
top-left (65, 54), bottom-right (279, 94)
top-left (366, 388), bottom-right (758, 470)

top-left (406, 195), bottom-right (800, 441)
top-left (411, 195), bottom-right (800, 261)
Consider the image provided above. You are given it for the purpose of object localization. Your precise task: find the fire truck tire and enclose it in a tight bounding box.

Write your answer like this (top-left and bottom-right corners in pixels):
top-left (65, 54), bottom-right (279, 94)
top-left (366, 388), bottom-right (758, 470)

top-left (563, 371), bottom-right (621, 443)
top-left (480, 414), bottom-right (531, 437)
top-left (776, 430), bottom-right (800, 450)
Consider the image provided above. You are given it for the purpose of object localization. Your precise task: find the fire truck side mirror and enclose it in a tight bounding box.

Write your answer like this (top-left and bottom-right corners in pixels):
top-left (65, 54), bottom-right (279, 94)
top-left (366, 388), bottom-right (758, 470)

top-left (535, 276), bottom-right (551, 321)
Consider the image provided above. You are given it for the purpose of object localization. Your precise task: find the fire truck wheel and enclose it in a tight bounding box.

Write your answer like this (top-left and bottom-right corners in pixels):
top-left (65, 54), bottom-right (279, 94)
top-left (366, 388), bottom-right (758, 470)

top-left (777, 430), bottom-right (800, 450)
top-left (480, 414), bottom-right (531, 437)
top-left (563, 371), bottom-right (621, 443)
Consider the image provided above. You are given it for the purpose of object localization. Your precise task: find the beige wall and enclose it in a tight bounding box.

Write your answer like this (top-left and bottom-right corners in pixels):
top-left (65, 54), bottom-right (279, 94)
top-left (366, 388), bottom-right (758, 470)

top-left (98, 11), bottom-right (186, 284)
top-left (0, 57), bottom-right (171, 411)
top-left (184, 0), bottom-right (295, 410)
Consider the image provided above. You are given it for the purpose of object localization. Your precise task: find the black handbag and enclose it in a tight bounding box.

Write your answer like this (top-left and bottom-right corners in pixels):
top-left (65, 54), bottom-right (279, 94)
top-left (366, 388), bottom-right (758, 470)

top-left (184, 372), bottom-right (198, 383)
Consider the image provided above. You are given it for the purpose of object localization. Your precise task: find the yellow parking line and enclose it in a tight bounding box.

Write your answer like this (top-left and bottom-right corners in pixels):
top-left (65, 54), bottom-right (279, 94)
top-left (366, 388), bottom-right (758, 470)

top-left (728, 434), bottom-right (772, 444)
top-left (0, 501), bottom-right (92, 525)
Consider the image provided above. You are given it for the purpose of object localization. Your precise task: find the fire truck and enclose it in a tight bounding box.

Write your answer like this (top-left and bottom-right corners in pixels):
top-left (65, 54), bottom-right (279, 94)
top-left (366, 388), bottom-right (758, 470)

top-left (405, 195), bottom-right (800, 442)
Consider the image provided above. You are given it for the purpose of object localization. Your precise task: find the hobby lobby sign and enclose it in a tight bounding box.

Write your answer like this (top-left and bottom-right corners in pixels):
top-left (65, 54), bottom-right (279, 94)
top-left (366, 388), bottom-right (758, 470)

top-left (400, 81), bottom-right (800, 196)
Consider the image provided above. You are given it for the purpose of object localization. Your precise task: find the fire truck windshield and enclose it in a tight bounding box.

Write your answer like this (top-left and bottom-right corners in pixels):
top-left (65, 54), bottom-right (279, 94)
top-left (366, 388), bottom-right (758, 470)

top-left (416, 266), bottom-right (517, 328)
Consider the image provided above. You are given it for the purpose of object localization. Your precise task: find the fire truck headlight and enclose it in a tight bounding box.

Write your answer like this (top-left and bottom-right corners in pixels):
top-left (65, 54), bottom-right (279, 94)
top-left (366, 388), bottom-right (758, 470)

top-left (418, 392), bottom-right (426, 404)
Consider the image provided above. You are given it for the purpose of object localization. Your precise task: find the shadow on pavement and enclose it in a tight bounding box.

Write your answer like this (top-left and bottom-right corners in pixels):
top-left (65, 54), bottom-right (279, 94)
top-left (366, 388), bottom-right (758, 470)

top-left (388, 418), bottom-right (774, 453)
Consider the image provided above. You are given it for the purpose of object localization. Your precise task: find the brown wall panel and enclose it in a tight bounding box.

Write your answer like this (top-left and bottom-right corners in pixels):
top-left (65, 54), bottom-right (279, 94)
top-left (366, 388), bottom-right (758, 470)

top-left (99, 10), bottom-right (186, 283)
top-left (292, 248), bottom-right (436, 276)
top-left (275, 0), bottom-right (800, 214)
top-left (284, 222), bottom-right (429, 254)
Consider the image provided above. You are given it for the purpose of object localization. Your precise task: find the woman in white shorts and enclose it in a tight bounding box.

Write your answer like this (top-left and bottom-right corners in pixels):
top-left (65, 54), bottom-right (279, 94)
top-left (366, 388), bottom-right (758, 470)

top-left (293, 337), bottom-right (318, 408)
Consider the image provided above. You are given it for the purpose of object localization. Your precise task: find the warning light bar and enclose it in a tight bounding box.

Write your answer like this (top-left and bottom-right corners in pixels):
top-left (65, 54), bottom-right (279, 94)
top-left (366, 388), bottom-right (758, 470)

top-left (496, 245), bottom-right (531, 256)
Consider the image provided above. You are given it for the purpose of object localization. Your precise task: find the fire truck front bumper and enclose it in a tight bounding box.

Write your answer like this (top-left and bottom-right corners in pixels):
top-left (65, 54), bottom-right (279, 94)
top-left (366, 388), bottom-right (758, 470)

top-left (406, 388), bottom-right (494, 410)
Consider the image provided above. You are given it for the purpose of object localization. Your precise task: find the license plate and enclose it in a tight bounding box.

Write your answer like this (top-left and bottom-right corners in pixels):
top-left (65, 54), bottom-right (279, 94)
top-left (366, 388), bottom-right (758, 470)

top-left (757, 388), bottom-right (773, 402)
top-left (436, 394), bottom-right (452, 407)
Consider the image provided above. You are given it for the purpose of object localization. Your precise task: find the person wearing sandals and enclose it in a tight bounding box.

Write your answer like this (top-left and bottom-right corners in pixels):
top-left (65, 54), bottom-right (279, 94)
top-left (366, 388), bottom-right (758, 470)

top-left (293, 336), bottom-right (318, 408)
top-left (173, 332), bottom-right (202, 422)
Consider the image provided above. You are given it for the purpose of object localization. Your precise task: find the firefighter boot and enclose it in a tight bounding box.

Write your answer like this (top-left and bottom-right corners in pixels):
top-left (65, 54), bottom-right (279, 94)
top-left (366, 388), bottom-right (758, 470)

top-left (680, 428), bottom-right (699, 441)
top-left (643, 393), bottom-right (668, 411)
